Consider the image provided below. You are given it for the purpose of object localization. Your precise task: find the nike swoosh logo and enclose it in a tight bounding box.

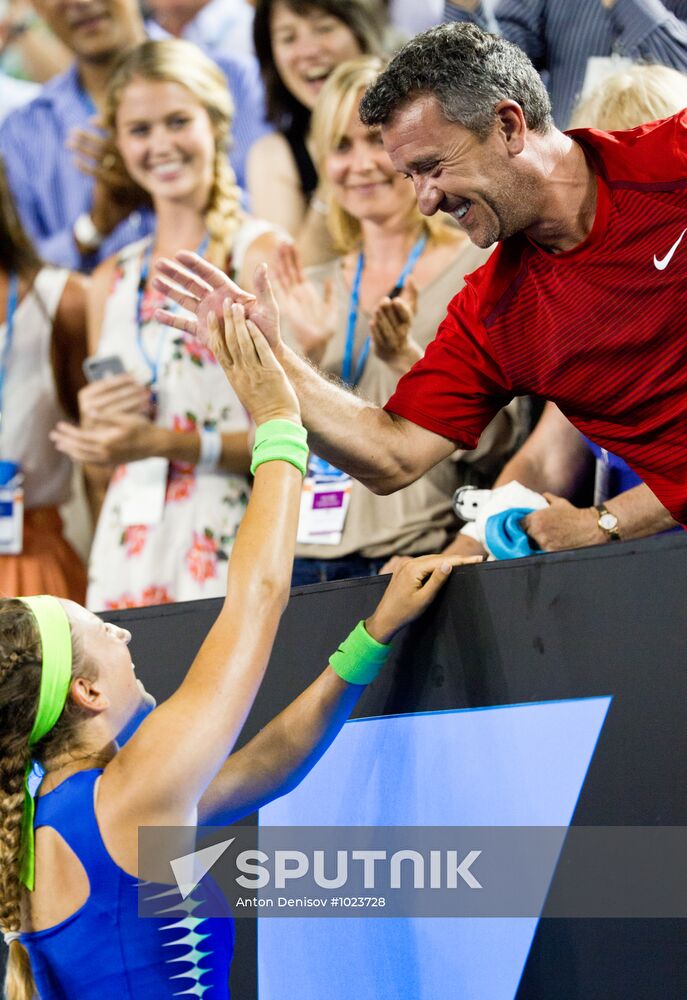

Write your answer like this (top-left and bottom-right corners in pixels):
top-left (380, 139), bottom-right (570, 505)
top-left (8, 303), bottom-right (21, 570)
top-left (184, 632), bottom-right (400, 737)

top-left (654, 228), bottom-right (687, 271)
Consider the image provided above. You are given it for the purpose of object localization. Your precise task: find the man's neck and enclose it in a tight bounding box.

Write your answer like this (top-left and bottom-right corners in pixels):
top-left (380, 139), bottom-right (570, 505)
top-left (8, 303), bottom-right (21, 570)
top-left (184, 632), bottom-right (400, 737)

top-left (524, 131), bottom-right (599, 254)
top-left (77, 34), bottom-right (145, 112)
top-left (155, 12), bottom-right (192, 36)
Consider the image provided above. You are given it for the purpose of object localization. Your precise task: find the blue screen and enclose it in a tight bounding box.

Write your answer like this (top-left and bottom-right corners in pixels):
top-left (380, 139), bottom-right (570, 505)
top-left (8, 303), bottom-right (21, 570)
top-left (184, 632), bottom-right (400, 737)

top-left (258, 697), bottom-right (611, 1000)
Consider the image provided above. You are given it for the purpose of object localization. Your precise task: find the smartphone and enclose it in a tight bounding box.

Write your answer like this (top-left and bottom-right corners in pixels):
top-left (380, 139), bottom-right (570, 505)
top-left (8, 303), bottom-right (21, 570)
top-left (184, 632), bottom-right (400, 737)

top-left (82, 355), bottom-right (126, 382)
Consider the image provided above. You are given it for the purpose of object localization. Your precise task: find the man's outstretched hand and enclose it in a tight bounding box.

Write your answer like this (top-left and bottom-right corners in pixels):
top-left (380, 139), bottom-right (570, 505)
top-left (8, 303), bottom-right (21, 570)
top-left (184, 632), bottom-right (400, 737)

top-left (153, 251), bottom-right (283, 354)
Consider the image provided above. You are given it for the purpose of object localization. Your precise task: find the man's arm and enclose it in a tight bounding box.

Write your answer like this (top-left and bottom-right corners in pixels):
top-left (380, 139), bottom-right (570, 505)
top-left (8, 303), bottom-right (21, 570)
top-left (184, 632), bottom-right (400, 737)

top-left (278, 343), bottom-right (458, 494)
top-left (606, 0), bottom-right (687, 64)
top-left (153, 253), bottom-right (460, 493)
top-left (0, 107), bottom-right (84, 268)
top-left (523, 483), bottom-right (678, 550)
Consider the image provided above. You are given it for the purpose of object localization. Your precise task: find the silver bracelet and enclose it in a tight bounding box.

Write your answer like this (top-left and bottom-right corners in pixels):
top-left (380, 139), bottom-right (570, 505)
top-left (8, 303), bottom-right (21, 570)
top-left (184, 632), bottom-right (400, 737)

top-left (197, 427), bottom-right (222, 473)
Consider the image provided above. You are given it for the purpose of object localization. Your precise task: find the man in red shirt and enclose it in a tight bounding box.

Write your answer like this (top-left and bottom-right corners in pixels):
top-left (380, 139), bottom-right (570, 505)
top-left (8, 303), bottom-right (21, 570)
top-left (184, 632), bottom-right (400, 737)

top-left (154, 22), bottom-right (687, 525)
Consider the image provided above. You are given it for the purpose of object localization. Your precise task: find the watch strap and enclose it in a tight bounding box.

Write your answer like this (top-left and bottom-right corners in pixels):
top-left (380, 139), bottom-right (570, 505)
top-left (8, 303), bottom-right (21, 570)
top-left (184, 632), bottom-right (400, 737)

top-left (595, 503), bottom-right (620, 541)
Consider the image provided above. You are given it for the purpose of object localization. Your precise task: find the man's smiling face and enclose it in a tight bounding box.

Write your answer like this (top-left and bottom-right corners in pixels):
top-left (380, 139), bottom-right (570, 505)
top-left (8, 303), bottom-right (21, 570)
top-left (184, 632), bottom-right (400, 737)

top-left (382, 93), bottom-right (538, 249)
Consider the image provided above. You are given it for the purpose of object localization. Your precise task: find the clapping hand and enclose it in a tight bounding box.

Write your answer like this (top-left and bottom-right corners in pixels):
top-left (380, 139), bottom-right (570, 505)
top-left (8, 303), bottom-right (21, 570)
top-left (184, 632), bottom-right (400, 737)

top-left (153, 254), bottom-right (282, 355)
top-left (273, 242), bottom-right (337, 364)
top-left (369, 278), bottom-right (422, 375)
top-left (78, 373), bottom-right (152, 427)
top-left (67, 123), bottom-right (143, 240)
top-left (50, 412), bottom-right (157, 466)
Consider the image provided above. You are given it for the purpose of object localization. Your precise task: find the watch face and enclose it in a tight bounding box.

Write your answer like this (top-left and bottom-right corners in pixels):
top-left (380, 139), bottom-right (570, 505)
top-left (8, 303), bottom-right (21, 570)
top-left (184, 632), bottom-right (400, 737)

top-left (599, 512), bottom-right (618, 531)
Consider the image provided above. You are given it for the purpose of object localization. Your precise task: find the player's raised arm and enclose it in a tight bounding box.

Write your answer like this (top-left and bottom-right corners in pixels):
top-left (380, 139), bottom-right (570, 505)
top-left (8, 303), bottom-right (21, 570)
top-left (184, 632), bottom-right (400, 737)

top-left (100, 298), bottom-right (306, 828)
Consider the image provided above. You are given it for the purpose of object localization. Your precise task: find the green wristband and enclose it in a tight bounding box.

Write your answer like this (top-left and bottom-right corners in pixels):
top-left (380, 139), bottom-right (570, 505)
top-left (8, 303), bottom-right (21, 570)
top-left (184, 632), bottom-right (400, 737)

top-left (329, 620), bottom-right (391, 686)
top-left (250, 419), bottom-right (308, 478)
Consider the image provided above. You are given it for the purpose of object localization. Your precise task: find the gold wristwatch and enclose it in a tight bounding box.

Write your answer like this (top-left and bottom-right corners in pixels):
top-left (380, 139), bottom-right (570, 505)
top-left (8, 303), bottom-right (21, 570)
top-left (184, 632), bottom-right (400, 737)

top-left (595, 504), bottom-right (620, 541)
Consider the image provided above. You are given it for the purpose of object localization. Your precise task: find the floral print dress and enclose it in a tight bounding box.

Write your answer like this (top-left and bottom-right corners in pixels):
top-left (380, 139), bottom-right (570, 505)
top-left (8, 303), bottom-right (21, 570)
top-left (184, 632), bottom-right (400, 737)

top-left (86, 232), bottom-right (257, 611)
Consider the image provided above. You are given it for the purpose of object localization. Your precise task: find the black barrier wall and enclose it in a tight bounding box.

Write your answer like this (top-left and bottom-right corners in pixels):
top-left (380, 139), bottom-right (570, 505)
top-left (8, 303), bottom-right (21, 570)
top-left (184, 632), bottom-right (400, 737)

top-left (4, 536), bottom-right (684, 997)
top-left (103, 533), bottom-right (687, 1000)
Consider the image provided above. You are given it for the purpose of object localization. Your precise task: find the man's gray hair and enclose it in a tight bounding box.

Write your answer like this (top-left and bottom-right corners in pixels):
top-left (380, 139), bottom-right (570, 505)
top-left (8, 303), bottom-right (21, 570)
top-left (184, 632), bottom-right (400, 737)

top-left (359, 22), bottom-right (553, 139)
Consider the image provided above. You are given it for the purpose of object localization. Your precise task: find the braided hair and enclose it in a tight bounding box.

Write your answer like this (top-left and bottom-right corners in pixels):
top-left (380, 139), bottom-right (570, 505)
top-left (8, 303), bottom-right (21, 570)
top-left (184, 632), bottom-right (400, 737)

top-left (0, 600), bottom-right (95, 1000)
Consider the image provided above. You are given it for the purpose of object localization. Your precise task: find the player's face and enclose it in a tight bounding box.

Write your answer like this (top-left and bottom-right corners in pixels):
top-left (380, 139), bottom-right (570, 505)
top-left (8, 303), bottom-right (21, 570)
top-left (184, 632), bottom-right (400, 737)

top-left (62, 600), bottom-right (156, 728)
top-left (383, 93), bottom-right (535, 249)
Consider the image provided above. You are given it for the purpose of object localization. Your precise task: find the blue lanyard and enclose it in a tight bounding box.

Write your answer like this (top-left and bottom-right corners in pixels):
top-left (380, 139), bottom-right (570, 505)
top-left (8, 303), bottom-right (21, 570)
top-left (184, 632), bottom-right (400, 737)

top-left (342, 233), bottom-right (427, 387)
top-left (0, 274), bottom-right (19, 423)
top-left (136, 235), bottom-right (209, 389)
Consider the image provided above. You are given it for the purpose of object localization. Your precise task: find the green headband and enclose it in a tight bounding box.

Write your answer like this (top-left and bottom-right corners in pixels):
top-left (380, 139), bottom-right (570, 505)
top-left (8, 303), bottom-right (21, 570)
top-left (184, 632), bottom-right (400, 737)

top-left (17, 596), bottom-right (73, 891)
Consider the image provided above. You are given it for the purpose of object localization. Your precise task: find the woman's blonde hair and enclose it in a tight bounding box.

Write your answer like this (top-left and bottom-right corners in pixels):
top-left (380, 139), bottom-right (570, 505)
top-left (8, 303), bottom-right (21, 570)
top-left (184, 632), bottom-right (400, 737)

top-left (104, 39), bottom-right (243, 266)
top-left (311, 56), bottom-right (450, 253)
top-left (570, 63), bottom-right (687, 131)
top-left (0, 601), bottom-right (97, 1000)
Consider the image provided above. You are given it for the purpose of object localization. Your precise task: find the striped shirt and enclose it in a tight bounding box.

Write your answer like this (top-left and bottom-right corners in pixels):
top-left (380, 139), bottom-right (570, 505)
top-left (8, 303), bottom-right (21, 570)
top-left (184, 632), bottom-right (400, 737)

top-left (385, 112), bottom-right (687, 524)
top-left (0, 53), bottom-right (271, 271)
top-left (444, 0), bottom-right (687, 126)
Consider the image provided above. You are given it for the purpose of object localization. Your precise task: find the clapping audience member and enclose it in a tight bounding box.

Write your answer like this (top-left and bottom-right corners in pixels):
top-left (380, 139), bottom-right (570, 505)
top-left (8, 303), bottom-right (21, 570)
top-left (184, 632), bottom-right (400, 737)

top-left (274, 57), bottom-right (520, 586)
top-left (444, 0), bottom-right (687, 127)
top-left (0, 0), bottom-right (270, 272)
top-left (0, 160), bottom-right (89, 601)
top-left (147, 0), bottom-right (255, 59)
top-left (249, 0), bottom-right (384, 266)
top-left (437, 63), bottom-right (687, 560)
top-left (50, 40), bottom-right (283, 610)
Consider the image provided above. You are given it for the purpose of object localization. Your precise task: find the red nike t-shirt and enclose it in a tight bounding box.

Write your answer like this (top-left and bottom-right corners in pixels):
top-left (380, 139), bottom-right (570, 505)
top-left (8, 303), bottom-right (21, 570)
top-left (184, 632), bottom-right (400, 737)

top-left (385, 111), bottom-right (687, 523)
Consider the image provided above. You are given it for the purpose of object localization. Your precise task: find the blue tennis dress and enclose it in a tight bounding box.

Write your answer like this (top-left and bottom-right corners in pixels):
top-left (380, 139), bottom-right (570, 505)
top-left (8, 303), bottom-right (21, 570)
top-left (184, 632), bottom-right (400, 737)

top-left (20, 769), bottom-right (234, 998)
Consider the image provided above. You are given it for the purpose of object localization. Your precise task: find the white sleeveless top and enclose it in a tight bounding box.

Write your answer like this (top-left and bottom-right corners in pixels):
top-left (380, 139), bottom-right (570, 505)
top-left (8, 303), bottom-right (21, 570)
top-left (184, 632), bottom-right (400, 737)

top-left (87, 219), bottom-right (275, 610)
top-left (0, 267), bottom-right (72, 507)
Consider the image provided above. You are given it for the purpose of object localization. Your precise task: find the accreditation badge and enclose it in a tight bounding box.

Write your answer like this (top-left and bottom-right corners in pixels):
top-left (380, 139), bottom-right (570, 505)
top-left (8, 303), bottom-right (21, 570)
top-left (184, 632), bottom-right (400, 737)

top-left (0, 461), bottom-right (24, 555)
top-left (119, 457), bottom-right (169, 527)
top-left (297, 455), bottom-right (352, 546)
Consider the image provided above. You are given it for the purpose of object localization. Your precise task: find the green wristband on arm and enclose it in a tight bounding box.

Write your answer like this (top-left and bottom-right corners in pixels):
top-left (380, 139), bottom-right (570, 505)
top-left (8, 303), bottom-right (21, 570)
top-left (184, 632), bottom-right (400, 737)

top-left (329, 620), bottom-right (391, 686)
top-left (250, 419), bottom-right (309, 478)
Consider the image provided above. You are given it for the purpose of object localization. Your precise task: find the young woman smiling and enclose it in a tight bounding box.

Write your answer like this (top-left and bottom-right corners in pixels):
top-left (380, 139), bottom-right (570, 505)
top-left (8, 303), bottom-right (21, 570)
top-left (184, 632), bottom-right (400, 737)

top-left (51, 40), bottom-right (282, 610)
top-left (249, 0), bottom-right (384, 265)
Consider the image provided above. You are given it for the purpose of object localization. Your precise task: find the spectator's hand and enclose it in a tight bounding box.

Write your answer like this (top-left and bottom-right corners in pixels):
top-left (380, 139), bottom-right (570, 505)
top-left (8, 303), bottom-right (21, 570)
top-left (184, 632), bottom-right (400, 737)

top-left (50, 413), bottom-right (157, 466)
top-left (365, 553), bottom-right (482, 644)
top-left (273, 242), bottom-right (336, 364)
top-left (600, 0), bottom-right (616, 8)
top-left (78, 373), bottom-right (151, 427)
top-left (207, 298), bottom-right (300, 427)
top-left (67, 125), bottom-right (143, 239)
top-left (370, 278), bottom-right (422, 375)
top-left (154, 255), bottom-right (283, 356)
top-left (379, 554), bottom-right (412, 575)
top-left (522, 493), bottom-right (606, 551)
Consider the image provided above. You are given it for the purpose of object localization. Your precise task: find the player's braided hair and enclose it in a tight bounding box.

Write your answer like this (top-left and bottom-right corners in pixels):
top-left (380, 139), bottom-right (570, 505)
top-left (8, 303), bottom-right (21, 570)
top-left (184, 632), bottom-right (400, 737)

top-left (0, 600), bottom-right (95, 1000)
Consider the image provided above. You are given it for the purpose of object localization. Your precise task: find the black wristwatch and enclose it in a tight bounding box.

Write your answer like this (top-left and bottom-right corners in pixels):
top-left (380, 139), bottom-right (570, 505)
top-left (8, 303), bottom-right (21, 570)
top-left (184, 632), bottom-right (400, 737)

top-left (595, 504), bottom-right (620, 541)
